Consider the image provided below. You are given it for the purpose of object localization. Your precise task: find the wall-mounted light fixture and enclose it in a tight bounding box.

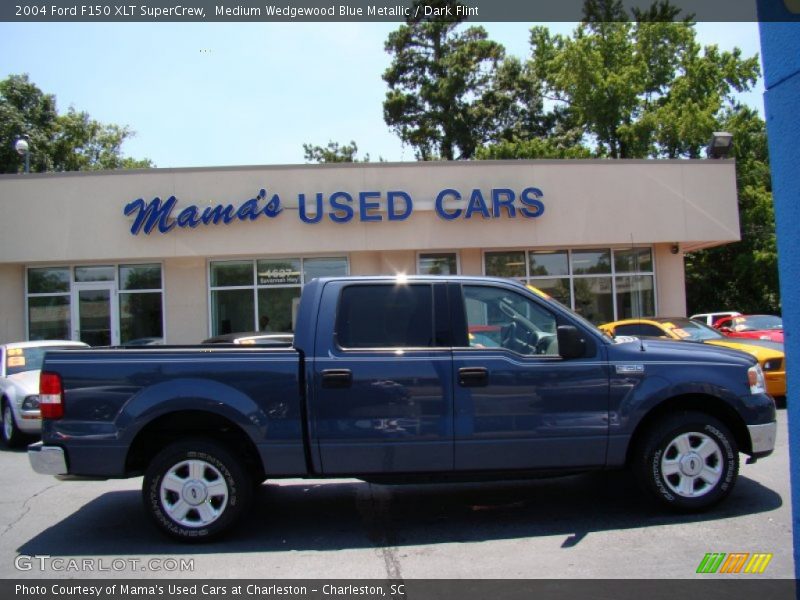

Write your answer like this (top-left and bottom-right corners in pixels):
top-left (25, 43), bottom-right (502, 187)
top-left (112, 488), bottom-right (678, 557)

top-left (707, 132), bottom-right (734, 159)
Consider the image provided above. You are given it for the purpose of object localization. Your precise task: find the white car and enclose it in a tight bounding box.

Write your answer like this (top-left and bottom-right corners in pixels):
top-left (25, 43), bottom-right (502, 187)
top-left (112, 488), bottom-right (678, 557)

top-left (1, 340), bottom-right (88, 447)
top-left (689, 311), bottom-right (742, 327)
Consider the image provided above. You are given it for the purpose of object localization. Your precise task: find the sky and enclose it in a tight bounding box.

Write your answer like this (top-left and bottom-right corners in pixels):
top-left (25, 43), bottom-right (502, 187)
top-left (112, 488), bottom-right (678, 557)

top-left (0, 21), bottom-right (765, 168)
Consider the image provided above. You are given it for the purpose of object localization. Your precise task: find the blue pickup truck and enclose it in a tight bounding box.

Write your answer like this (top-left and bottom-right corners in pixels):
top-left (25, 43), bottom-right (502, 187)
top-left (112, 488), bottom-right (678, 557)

top-left (29, 276), bottom-right (777, 541)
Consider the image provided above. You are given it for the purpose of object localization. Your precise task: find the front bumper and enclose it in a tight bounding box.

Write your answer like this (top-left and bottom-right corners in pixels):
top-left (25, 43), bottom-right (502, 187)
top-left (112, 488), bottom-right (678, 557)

top-left (748, 421), bottom-right (777, 457)
top-left (28, 442), bottom-right (68, 476)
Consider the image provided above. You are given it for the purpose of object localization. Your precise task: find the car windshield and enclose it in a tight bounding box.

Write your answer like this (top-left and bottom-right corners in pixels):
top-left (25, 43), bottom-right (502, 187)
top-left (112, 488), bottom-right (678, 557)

top-left (736, 315), bottom-right (783, 331)
top-left (660, 319), bottom-right (724, 342)
top-left (5, 346), bottom-right (74, 376)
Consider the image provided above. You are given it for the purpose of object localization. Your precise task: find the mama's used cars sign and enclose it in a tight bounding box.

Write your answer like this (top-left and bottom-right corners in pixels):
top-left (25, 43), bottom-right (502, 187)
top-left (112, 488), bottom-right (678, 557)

top-left (123, 186), bottom-right (545, 235)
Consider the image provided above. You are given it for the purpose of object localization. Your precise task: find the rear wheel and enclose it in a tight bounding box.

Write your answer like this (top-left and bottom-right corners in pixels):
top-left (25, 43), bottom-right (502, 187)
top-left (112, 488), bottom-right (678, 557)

top-left (634, 411), bottom-right (739, 511)
top-left (1, 401), bottom-right (25, 448)
top-left (143, 438), bottom-right (252, 541)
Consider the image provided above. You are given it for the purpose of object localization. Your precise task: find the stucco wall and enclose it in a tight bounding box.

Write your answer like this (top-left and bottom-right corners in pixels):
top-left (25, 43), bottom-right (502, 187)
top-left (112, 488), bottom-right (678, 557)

top-left (0, 265), bottom-right (24, 344)
top-left (0, 160), bottom-right (740, 266)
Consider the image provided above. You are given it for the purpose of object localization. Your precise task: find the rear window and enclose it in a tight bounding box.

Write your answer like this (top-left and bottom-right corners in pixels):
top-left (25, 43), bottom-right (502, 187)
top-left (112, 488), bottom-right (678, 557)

top-left (6, 346), bottom-right (78, 376)
top-left (336, 284), bottom-right (434, 348)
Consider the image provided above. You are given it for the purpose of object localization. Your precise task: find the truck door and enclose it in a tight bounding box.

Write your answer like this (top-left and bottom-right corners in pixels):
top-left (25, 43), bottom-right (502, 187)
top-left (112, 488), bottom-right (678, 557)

top-left (311, 281), bottom-right (454, 474)
top-left (451, 282), bottom-right (609, 471)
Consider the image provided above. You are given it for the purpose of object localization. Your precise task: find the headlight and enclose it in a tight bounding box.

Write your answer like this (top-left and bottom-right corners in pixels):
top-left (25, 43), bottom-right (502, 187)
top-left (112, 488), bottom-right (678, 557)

top-left (748, 365), bottom-right (767, 395)
top-left (763, 359), bottom-right (782, 372)
top-left (21, 395), bottom-right (40, 411)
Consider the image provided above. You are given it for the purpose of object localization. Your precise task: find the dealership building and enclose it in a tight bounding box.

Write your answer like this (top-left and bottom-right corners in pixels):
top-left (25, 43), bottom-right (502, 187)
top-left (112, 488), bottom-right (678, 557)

top-left (0, 159), bottom-right (739, 345)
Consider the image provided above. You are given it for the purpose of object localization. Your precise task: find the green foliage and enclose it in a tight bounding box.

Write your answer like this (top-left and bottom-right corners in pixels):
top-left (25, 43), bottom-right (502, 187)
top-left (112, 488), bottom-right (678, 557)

top-left (382, 0), bottom-right (507, 160)
top-left (0, 74), bottom-right (152, 173)
top-left (475, 137), bottom-right (592, 160)
top-left (685, 107), bottom-right (779, 314)
top-left (529, 5), bottom-right (759, 159)
top-left (302, 140), bottom-right (374, 163)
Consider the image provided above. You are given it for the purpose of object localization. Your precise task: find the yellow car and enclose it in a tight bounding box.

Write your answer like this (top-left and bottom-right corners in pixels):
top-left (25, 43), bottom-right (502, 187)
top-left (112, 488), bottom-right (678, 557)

top-left (599, 317), bottom-right (786, 398)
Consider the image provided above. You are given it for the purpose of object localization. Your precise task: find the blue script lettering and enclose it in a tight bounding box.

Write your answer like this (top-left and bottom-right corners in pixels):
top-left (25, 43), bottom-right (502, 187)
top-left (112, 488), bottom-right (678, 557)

top-left (125, 189), bottom-right (282, 235)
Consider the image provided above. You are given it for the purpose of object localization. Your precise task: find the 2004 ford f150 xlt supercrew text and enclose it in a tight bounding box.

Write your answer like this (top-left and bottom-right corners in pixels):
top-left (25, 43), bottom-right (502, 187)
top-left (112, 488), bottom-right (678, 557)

top-left (28, 276), bottom-right (777, 541)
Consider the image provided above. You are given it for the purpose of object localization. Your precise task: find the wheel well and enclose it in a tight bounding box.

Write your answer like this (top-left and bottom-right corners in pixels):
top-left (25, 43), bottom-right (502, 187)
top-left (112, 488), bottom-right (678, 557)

top-left (125, 410), bottom-right (264, 480)
top-left (626, 394), bottom-right (752, 465)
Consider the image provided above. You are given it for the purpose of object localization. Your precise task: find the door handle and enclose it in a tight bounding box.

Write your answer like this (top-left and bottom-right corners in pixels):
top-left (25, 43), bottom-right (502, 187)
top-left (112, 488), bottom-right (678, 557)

top-left (458, 367), bottom-right (489, 387)
top-left (321, 369), bottom-right (353, 388)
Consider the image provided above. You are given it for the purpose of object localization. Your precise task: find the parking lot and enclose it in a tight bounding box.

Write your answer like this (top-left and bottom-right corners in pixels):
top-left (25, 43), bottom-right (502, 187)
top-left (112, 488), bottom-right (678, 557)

top-left (0, 409), bottom-right (794, 580)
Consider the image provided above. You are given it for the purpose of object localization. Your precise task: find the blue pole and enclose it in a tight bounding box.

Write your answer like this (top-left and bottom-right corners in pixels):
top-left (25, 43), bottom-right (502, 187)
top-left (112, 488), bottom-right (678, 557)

top-left (756, 1), bottom-right (800, 582)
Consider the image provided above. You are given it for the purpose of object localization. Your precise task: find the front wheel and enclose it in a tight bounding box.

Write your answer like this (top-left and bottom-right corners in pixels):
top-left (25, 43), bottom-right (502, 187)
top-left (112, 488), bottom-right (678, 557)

top-left (634, 411), bottom-right (739, 511)
top-left (143, 439), bottom-right (252, 541)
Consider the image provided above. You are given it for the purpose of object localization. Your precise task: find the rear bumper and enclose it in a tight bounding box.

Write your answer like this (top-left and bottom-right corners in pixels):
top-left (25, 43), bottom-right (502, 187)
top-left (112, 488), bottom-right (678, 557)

top-left (748, 421), bottom-right (777, 457)
top-left (28, 442), bottom-right (67, 476)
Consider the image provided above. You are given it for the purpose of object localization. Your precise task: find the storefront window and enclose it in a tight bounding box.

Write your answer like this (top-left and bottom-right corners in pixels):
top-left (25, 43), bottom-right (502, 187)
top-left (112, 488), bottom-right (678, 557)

top-left (211, 261), bottom-right (254, 287)
top-left (614, 247), bottom-right (653, 273)
top-left (258, 288), bottom-right (300, 332)
top-left (120, 264), bottom-right (162, 290)
top-left (28, 296), bottom-right (70, 340)
top-left (615, 275), bottom-right (655, 319)
top-left (28, 267), bottom-right (69, 294)
top-left (210, 257), bottom-right (348, 336)
top-left (75, 265), bottom-right (115, 282)
top-left (118, 264), bottom-right (164, 344)
top-left (571, 249), bottom-right (612, 275)
top-left (484, 251), bottom-right (526, 278)
top-left (418, 253), bottom-right (458, 275)
top-left (484, 247), bottom-right (656, 324)
top-left (27, 268), bottom-right (71, 340)
top-left (26, 264), bottom-right (164, 344)
top-left (211, 289), bottom-right (255, 335)
top-left (574, 277), bottom-right (614, 324)
top-left (529, 250), bottom-right (569, 276)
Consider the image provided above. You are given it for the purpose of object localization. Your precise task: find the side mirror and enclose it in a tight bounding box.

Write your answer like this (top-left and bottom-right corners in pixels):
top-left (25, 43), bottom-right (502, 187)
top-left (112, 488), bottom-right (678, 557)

top-left (557, 325), bottom-right (586, 359)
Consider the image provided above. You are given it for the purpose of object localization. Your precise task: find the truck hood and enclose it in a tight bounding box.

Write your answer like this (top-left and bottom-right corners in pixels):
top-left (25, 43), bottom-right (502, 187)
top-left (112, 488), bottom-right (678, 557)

top-left (610, 336), bottom-right (755, 367)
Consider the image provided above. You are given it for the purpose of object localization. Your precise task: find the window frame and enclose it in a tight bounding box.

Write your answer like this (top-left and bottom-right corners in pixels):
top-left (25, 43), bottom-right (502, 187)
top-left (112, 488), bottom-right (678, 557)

top-left (481, 246), bottom-right (658, 323)
top-left (207, 255), bottom-right (349, 337)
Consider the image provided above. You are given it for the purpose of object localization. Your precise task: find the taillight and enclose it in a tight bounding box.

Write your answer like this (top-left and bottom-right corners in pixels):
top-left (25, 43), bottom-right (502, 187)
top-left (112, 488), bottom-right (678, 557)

top-left (39, 371), bottom-right (64, 419)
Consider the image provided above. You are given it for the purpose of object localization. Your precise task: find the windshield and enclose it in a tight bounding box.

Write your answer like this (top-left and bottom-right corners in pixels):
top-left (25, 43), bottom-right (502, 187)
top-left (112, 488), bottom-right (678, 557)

top-left (660, 319), bottom-right (725, 342)
top-left (734, 315), bottom-right (783, 331)
top-left (6, 346), bottom-right (75, 376)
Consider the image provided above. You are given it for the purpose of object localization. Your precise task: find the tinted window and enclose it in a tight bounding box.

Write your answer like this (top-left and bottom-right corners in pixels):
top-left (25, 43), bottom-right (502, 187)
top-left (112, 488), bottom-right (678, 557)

top-left (614, 323), bottom-right (665, 337)
top-left (336, 285), bottom-right (434, 348)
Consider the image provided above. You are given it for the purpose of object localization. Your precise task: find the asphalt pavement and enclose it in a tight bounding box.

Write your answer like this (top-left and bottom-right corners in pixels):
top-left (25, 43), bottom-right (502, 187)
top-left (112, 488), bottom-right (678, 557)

top-left (0, 410), bottom-right (794, 580)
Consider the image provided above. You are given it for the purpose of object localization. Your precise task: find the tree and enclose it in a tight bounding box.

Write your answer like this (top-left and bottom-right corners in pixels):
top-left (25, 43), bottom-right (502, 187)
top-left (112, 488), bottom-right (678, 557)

top-left (685, 107), bottom-right (779, 314)
top-left (0, 74), bottom-right (152, 174)
top-left (527, 0), bottom-right (759, 158)
top-left (382, 0), bottom-right (507, 160)
top-left (302, 140), bottom-right (371, 163)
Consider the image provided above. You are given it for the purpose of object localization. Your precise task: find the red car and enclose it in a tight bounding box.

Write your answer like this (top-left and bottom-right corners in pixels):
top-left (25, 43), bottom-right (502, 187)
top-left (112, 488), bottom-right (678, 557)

top-left (712, 314), bottom-right (784, 342)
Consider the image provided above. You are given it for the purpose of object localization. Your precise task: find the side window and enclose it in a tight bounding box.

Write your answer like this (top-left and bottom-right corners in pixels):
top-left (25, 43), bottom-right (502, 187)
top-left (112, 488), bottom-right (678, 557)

top-left (336, 284), bottom-right (434, 348)
top-left (463, 285), bottom-right (559, 356)
top-left (615, 323), bottom-right (665, 337)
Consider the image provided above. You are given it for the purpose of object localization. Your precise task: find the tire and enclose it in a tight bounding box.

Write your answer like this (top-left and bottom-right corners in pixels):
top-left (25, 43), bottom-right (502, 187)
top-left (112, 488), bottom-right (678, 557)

top-left (143, 438), bottom-right (252, 542)
top-left (633, 411), bottom-right (739, 511)
top-left (1, 400), bottom-right (25, 448)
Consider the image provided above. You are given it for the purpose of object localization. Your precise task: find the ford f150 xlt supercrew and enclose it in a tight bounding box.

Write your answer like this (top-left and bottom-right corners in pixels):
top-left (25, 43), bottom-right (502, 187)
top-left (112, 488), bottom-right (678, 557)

top-left (28, 276), bottom-right (777, 541)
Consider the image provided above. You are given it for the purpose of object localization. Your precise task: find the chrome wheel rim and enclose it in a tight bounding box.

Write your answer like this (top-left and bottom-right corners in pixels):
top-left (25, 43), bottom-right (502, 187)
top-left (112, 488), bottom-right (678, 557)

top-left (159, 459), bottom-right (229, 527)
top-left (661, 431), bottom-right (723, 498)
top-left (2, 405), bottom-right (13, 441)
